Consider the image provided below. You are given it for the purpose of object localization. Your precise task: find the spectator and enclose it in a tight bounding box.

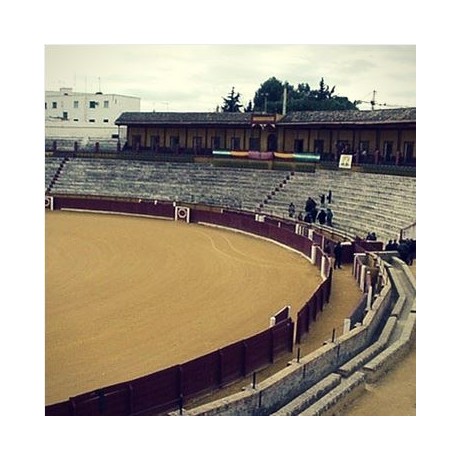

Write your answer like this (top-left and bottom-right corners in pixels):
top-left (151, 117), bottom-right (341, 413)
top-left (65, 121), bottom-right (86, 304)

top-left (327, 190), bottom-right (332, 204)
top-left (408, 239), bottom-right (416, 265)
top-left (366, 232), bottom-right (377, 241)
top-left (297, 211), bottom-right (304, 221)
top-left (326, 208), bottom-right (333, 226)
top-left (385, 240), bottom-right (393, 251)
top-left (397, 239), bottom-right (409, 264)
top-left (288, 202), bottom-right (296, 218)
top-left (334, 241), bottom-right (343, 269)
top-left (311, 207), bottom-right (318, 223)
top-left (305, 197), bottom-right (317, 214)
top-left (319, 193), bottom-right (325, 206)
top-left (317, 209), bottom-right (326, 225)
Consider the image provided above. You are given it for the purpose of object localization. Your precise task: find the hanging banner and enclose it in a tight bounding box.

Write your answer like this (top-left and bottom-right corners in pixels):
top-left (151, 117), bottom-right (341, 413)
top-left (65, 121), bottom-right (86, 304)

top-left (230, 151), bottom-right (249, 158)
top-left (248, 151), bottom-right (274, 160)
top-left (274, 152), bottom-right (295, 160)
top-left (294, 152), bottom-right (321, 162)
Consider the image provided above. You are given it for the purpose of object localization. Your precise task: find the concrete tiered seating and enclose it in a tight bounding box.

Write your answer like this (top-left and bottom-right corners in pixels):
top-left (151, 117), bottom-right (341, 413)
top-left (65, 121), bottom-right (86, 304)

top-left (48, 158), bottom-right (287, 212)
top-left (261, 169), bottom-right (416, 242)
top-left (45, 157), bottom-right (65, 192)
top-left (46, 158), bottom-right (416, 242)
top-left (45, 138), bottom-right (84, 151)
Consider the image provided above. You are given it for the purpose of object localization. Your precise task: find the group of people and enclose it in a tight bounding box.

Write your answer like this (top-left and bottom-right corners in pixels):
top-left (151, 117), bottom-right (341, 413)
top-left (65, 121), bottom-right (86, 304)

top-left (385, 238), bottom-right (416, 265)
top-left (288, 191), bottom-right (334, 226)
top-left (366, 231), bottom-right (378, 241)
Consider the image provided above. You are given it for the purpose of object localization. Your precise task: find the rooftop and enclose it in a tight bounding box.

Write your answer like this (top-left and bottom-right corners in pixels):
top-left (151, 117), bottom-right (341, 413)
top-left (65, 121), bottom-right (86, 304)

top-left (115, 107), bottom-right (416, 126)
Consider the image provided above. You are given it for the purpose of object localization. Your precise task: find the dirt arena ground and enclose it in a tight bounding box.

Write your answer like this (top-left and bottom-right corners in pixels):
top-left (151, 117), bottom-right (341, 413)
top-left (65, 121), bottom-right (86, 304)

top-left (45, 210), bottom-right (415, 415)
top-left (45, 211), bottom-right (322, 405)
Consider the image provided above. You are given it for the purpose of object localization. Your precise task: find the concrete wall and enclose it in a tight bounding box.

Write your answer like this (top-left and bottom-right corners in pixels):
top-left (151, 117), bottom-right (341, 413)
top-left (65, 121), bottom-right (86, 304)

top-left (181, 260), bottom-right (408, 416)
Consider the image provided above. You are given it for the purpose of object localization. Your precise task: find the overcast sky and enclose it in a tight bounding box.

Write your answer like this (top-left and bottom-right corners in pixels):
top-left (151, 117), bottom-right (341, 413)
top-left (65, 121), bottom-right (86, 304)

top-left (45, 44), bottom-right (416, 112)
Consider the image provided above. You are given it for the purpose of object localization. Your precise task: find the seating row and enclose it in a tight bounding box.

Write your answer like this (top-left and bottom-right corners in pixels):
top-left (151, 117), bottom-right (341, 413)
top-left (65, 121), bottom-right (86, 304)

top-left (45, 158), bottom-right (416, 242)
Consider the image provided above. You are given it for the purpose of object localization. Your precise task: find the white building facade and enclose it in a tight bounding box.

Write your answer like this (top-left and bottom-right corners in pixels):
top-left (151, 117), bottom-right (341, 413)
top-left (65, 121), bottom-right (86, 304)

top-left (45, 87), bottom-right (141, 148)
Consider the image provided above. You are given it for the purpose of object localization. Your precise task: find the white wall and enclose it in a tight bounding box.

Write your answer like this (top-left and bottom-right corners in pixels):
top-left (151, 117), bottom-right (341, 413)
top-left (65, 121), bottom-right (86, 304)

top-left (45, 88), bottom-right (140, 142)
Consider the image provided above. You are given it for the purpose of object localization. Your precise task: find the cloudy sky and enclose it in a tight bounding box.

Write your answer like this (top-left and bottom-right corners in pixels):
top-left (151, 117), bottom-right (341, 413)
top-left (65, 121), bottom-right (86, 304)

top-left (45, 44), bottom-right (416, 112)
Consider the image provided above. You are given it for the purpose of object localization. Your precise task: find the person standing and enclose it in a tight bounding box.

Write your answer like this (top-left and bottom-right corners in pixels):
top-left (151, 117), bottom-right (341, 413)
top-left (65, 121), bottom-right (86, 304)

top-left (326, 208), bottom-right (333, 226)
top-left (317, 208), bottom-right (326, 225)
top-left (334, 241), bottom-right (343, 269)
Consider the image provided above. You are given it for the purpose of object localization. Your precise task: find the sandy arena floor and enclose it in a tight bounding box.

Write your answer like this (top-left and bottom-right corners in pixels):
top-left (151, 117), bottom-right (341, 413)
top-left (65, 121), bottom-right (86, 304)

top-left (45, 210), bottom-right (415, 415)
top-left (45, 211), bottom-right (322, 405)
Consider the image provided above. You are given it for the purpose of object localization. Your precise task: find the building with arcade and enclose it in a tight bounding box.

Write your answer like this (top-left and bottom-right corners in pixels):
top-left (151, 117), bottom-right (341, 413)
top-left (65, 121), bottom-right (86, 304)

top-left (115, 108), bottom-right (416, 166)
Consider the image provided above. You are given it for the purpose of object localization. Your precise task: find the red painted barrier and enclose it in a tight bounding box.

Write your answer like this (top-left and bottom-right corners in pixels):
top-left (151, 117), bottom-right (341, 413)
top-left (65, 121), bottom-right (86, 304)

top-left (45, 196), bottom-right (331, 415)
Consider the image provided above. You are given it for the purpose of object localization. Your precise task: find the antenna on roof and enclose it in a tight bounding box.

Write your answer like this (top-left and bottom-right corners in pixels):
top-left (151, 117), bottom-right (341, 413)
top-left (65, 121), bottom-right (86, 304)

top-left (371, 90), bottom-right (377, 110)
top-left (356, 90), bottom-right (403, 110)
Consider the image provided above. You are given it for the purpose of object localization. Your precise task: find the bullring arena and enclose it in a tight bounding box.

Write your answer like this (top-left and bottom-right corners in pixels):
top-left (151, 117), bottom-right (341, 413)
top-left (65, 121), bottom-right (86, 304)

top-left (45, 155), bottom-right (416, 416)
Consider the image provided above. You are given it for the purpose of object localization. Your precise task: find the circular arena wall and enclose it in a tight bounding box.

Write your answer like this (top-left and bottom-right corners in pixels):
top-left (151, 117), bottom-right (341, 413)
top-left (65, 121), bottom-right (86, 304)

top-left (45, 196), bottom-right (336, 414)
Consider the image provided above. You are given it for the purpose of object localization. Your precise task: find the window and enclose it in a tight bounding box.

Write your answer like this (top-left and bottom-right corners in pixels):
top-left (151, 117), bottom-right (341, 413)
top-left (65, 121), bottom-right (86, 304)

top-left (104, 100), bottom-right (109, 108)
top-left (62, 112), bottom-right (68, 120)
top-left (150, 135), bottom-right (160, 149)
top-left (170, 136), bottom-right (179, 148)
top-left (249, 137), bottom-right (260, 151)
top-left (358, 141), bottom-right (369, 154)
top-left (132, 135), bottom-right (142, 149)
top-left (192, 137), bottom-right (202, 149)
top-left (89, 101), bottom-right (98, 109)
top-left (73, 119), bottom-right (79, 122)
top-left (89, 119), bottom-right (96, 123)
top-left (45, 102), bottom-right (47, 110)
top-left (73, 101), bottom-right (79, 109)
top-left (336, 140), bottom-right (350, 154)
top-left (211, 136), bottom-right (221, 149)
top-left (313, 139), bottom-right (324, 154)
top-left (293, 139), bottom-right (304, 152)
top-left (403, 142), bottom-right (414, 162)
top-left (383, 141), bottom-right (393, 161)
top-left (52, 101), bottom-right (57, 109)
top-left (103, 119), bottom-right (109, 123)
top-left (231, 137), bottom-right (241, 150)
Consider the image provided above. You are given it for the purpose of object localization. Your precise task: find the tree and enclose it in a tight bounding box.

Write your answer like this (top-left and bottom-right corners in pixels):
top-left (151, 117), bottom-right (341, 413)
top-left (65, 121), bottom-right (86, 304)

top-left (221, 87), bottom-right (243, 112)
top-left (253, 77), bottom-right (289, 113)
top-left (244, 100), bottom-right (253, 112)
top-left (310, 77), bottom-right (335, 101)
top-left (249, 77), bottom-right (358, 113)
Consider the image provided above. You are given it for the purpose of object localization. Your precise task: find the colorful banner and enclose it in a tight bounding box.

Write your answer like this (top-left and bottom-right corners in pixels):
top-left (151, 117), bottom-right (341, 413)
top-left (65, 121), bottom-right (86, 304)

top-left (212, 150), bottom-right (319, 161)
top-left (248, 151), bottom-right (274, 160)
top-left (213, 150), bottom-right (274, 159)
top-left (274, 152), bottom-right (295, 159)
top-left (231, 151), bottom-right (249, 158)
top-left (294, 153), bottom-right (321, 162)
